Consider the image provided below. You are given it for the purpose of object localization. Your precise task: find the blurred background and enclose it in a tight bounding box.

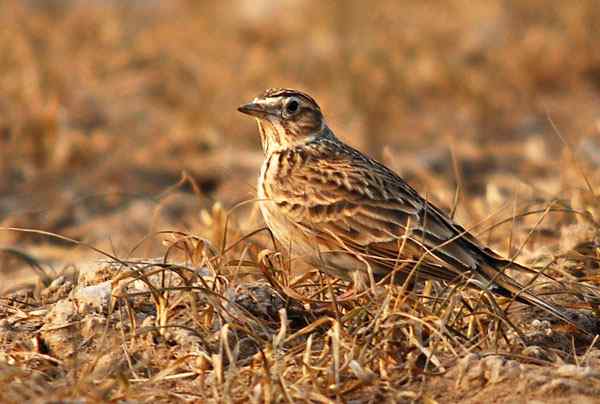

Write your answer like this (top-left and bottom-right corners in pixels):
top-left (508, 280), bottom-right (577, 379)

top-left (1, 0), bottom-right (599, 288)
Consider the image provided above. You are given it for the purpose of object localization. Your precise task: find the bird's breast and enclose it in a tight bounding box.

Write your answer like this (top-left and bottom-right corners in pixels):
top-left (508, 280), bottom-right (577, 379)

top-left (258, 154), bottom-right (286, 238)
top-left (257, 152), bottom-right (312, 255)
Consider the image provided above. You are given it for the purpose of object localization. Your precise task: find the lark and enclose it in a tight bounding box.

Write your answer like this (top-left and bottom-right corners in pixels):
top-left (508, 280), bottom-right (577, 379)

top-left (238, 88), bottom-right (577, 328)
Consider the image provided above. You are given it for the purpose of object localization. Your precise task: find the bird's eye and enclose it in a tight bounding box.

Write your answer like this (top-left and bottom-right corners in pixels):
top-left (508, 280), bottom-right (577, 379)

top-left (285, 99), bottom-right (299, 115)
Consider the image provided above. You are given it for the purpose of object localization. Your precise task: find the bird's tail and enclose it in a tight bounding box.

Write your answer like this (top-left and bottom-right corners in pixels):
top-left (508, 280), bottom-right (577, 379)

top-left (478, 262), bottom-right (589, 335)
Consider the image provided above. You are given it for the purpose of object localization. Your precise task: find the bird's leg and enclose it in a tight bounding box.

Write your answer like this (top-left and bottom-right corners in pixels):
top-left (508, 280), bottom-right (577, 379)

top-left (333, 270), bottom-right (374, 301)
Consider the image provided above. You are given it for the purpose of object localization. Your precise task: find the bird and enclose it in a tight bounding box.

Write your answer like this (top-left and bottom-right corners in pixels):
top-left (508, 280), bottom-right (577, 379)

top-left (237, 87), bottom-right (581, 330)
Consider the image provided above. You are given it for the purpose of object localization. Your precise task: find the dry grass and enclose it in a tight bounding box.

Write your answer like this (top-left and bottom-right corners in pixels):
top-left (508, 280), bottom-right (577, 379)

top-left (2, 0), bottom-right (600, 402)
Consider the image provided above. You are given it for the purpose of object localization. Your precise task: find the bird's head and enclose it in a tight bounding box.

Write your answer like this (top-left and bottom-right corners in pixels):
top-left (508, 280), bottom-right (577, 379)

top-left (238, 88), bottom-right (325, 153)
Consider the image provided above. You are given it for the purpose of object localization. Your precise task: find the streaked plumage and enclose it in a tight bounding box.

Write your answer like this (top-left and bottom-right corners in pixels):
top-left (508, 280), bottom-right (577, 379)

top-left (238, 88), bottom-right (580, 330)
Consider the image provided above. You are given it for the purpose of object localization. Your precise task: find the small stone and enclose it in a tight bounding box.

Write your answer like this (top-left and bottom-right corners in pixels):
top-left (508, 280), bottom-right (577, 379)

top-left (71, 281), bottom-right (112, 314)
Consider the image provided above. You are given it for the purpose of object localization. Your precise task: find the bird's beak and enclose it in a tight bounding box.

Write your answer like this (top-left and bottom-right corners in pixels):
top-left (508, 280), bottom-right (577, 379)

top-left (237, 99), bottom-right (273, 118)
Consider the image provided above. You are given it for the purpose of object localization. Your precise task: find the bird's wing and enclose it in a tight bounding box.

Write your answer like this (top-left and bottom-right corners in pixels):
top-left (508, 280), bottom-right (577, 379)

top-left (267, 144), bottom-right (493, 281)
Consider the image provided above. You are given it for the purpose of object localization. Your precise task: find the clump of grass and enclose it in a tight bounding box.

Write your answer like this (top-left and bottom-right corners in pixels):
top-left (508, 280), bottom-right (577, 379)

top-left (2, 189), bottom-right (600, 401)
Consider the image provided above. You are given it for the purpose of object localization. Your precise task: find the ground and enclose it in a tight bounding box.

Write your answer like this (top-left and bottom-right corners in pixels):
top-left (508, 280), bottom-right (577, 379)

top-left (1, 1), bottom-right (600, 402)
